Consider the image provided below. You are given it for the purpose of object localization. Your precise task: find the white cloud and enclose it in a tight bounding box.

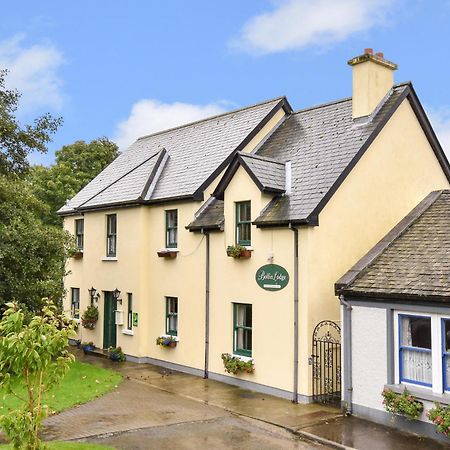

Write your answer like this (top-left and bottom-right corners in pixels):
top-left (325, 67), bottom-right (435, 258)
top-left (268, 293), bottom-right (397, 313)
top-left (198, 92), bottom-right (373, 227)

top-left (232, 0), bottom-right (394, 54)
top-left (0, 34), bottom-right (64, 112)
top-left (427, 107), bottom-right (450, 157)
top-left (113, 99), bottom-right (227, 150)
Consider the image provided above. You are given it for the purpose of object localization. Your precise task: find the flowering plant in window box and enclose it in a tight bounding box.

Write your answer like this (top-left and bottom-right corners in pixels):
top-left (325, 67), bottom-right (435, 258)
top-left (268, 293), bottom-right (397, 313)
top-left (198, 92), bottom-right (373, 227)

top-left (156, 335), bottom-right (177, 348)
top-left (427, 403), bottom-right (450, 436)
top-left (72, 250), bottom-right (83, 259)
top-left (108, 346), bottom-right (126, 362)
top-left (221, 353), bottom-right (254, 375)
top-left (157, 250), bottom-right (178, 258)
top-left (81, 305), bottom-right (99, 330)
top-left (226, 245), bottom-right (251, 259)
top-left (381, 388), bottom-right (423, 420)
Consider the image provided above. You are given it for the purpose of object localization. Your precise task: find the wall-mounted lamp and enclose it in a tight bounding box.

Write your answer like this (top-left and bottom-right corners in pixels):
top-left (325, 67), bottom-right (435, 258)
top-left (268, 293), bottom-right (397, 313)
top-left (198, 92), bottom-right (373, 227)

top-left (88, 286), bottom-right (97, 305)
top-left (112, 288), bottom-right (122, 305)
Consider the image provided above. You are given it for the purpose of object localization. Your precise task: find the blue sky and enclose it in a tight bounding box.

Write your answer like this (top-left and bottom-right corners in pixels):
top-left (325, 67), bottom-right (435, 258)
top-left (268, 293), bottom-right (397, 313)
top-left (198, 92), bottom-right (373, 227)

top-left (2, 0), bottom-right (450, 165)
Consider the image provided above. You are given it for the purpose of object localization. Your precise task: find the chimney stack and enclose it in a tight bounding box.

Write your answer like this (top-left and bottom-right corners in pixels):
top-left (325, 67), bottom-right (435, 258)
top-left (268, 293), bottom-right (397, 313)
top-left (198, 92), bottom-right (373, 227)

top-left (348, 49), bottom-right (398, 119)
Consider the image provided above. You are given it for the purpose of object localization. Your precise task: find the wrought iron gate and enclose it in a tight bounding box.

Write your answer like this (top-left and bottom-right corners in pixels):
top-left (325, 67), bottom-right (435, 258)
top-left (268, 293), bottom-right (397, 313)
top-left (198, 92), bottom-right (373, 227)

top-left (311, 320), bottom-right (341, 405)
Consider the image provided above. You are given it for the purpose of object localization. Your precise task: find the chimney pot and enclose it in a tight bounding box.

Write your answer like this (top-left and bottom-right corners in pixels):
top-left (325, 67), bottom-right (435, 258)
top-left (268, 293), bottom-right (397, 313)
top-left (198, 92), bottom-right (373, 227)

top-left (375, 52), bottom-right (384, 58)
top-left (364, 48), bottom-right (373, 55)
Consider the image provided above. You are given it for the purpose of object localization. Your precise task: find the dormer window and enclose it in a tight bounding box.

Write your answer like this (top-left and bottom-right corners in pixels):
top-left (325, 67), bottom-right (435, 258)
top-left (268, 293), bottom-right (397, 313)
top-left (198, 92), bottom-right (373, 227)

top-left (236, 201), bottom-right (251, 246)
top-left (166, 210), bottom-right (178, 248)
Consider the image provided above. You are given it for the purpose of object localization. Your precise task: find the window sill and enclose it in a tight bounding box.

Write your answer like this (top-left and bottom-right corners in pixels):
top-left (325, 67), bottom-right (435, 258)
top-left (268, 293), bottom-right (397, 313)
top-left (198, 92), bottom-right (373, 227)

top-left (102, 256), bottom-right (118, 261)
top-left (385, 384), bottom-right (450, 405)
top-left (232, 354), bottom-right (253, 362)
top-left (121, 329), bottom-right (134, 336)
top-left (157, 249), bottom-right (178, 258)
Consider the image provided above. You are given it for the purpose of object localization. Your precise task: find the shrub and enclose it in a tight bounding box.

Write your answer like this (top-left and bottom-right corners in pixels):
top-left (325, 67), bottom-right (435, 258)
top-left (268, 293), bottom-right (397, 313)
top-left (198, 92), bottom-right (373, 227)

top-left (81, 305), bottom-right (99, 329)
top-left (381, 388), bottom-right (423, 420)
top-left (221, 353), bottom-right (254, 375)
top-left (427, 403), bottom-right (450, 437)
top-left (0, 300), bottom-right (76, 449)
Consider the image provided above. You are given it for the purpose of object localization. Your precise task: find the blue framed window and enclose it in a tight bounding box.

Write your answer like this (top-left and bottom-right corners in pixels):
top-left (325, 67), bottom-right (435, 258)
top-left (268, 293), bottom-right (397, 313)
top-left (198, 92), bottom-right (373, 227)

top-left (442, 319), bottom-right (450, 391)
top-left (399, 314), bottom-right (432, 387)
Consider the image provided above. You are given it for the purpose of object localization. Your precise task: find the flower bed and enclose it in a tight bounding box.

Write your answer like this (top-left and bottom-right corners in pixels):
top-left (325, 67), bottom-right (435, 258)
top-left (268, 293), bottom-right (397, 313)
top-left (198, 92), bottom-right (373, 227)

top-left (427, 403), bottom-right (450, 437)
top-left (156, 335), bottom-right (177, 348)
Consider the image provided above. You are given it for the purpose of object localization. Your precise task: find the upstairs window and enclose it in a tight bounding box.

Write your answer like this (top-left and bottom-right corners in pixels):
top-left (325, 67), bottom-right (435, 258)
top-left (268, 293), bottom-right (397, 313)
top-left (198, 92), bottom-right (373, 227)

top-left (71, 288), bottom-right (80, 319)
top-left (236, 201), bottom-right (251, 246)
top-left (233, 303), bottom-right (252, 357)
top-left (166, 297), bottom-right (178, 336)
top-left (106, 214), bottom-right (117, 257)
top-left (75, 219), bottom-right (84, 251)
top-left (165, 210), bottom-right (178, 248)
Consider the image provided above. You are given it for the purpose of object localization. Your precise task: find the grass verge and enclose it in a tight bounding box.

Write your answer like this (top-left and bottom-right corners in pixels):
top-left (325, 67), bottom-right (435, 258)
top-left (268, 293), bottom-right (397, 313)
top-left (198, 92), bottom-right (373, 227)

top-left (0, 360), bottom-right (122, 414)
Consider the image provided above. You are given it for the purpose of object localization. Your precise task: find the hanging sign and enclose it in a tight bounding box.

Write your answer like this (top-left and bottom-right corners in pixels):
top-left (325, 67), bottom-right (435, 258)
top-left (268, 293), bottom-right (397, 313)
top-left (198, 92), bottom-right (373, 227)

top-left (255, 264), bottom-right (290, 291)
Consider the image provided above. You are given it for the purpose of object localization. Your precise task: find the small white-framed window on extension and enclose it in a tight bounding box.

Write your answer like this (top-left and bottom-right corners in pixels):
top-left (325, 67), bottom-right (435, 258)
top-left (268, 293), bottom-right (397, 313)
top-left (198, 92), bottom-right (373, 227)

top-left (394, 311), bottom-right (450, 394)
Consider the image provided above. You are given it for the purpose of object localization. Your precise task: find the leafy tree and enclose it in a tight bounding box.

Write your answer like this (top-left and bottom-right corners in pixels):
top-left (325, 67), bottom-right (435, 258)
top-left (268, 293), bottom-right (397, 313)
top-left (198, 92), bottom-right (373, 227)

top-left (0, 300), bottom-right (75, 449)
top-left (0, 69), bottom-right (62, 176)
top-left (29, 138), bottom-right (119, 225)
top-left (0, 176), bottom-right (75, 313)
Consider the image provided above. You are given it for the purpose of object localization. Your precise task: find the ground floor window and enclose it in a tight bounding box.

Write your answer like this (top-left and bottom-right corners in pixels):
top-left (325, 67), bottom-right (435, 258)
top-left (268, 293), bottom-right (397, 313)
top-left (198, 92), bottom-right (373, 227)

top-left (395, 311), bottom-right (450, 393)
top-left (233, 303), bottom-right (252, 357)
top-left (127, 293), bottom-right (133, 330)
top-left (71, 288), bottom-right (80, 319)
top-left (166, 297), bottom-right (178, 336)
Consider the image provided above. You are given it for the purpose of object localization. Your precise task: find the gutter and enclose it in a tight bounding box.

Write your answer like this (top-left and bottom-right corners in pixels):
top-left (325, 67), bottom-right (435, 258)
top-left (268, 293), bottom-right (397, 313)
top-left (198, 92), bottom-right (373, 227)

top-left (339, 295), bottom-right (353, 414)
top-left (289, 224), bottom-right (299, 403)
top-left (203, 230), bottom-right (210, 378)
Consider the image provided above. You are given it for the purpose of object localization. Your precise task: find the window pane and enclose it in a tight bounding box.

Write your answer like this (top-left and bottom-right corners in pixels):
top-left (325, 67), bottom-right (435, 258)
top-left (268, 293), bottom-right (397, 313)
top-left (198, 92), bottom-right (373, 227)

top-left (445, 320), bottom-right (450, 352)
top-left (401, 348), bottom-right (432, 385)
top-left (127, 293), bottom-right (133, 330)
top-left (238, 223), bottom-right (251, 243)
top-left (400, 316), bottom-right (431, 349)
top-left (239, 202), bottom-right (251, 221)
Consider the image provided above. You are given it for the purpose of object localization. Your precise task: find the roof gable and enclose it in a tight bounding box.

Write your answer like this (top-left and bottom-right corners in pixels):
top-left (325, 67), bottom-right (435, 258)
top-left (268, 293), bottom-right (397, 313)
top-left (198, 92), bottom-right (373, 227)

top-left (213, 152), bottom-right (286, 200)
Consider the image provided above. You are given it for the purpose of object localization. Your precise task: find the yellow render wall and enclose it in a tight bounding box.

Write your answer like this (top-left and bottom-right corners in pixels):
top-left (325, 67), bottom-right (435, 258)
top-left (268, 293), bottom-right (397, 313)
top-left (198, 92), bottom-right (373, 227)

top-left (209, 166), bottom-right (296, 392)
top-left (297, 98), bottom-right (450, 395)
top-left (64, 206), bottom-right (148, 357)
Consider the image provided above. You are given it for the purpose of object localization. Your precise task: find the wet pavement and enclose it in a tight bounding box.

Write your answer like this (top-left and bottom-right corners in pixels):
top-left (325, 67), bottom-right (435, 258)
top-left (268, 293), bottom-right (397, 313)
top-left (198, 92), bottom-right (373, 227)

top-left (40, 349), bottom-right (450, 449)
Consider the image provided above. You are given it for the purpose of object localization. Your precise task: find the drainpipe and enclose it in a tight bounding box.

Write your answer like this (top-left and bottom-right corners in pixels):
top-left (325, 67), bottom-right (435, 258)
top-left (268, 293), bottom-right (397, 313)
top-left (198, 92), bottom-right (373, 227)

top-left (340, 294), bottom-right (352, 414)
top-left (290, 224), bottom-right (299, 403)
top-left (203, 230), bottom-right (210, 379)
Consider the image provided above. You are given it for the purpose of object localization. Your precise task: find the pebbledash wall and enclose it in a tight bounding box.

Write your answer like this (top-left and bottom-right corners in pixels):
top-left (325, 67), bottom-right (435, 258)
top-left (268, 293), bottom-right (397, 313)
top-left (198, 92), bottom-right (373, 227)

top-left (63, 53), bottom-right (450, 402)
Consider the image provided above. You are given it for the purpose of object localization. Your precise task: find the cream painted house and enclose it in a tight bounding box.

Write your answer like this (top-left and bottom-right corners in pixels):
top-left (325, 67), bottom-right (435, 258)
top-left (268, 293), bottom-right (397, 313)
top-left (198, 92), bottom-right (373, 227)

top-left (59, 49), bottom-right (450, 403)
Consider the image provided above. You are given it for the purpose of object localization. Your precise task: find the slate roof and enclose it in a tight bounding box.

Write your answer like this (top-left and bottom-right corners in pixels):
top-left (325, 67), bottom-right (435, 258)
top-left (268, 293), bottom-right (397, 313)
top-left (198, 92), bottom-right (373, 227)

top-left (239, 153), bottom-right (286, 193)
top-left (253, 84), bottom-right (410, 224)
top-left (58, 97), bottom-right (287, 214)
top-left (336, 190), bottom-right (450, 301)
top-left (187, 198), bottom-right (224, 231)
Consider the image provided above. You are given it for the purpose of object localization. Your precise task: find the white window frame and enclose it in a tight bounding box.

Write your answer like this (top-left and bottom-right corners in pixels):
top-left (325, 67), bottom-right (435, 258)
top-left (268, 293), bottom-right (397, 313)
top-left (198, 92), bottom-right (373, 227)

top-left (394, 311), bottom-right (450, 395)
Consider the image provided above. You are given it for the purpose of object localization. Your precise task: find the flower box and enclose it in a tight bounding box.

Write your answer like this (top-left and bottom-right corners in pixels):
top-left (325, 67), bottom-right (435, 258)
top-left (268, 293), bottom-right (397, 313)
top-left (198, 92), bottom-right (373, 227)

top-left (72, 251), bottom-right (83, 259)
top-left (157, 250), bottom-right (178, 258)
top-left (226, 245), bottom-right (252, 259)
top-left (221, 353), bottom-right (254, 375)
top-left (156, 335), bottom-right (178, 348)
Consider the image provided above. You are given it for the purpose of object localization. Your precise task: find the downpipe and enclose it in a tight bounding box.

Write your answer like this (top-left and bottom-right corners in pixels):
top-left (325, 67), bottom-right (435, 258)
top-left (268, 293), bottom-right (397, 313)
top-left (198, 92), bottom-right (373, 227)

top-left (203, 230), bottom-right (210, 379)
top-left (290, 224), bottom-right (299, 404)
top-left (339, 294), bottom-right (353, 415)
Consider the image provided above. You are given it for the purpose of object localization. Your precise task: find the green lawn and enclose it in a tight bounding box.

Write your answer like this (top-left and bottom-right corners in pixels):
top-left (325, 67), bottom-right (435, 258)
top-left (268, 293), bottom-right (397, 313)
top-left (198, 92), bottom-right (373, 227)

top-left (0, 360), bottom-right (122, 414)
top-left (0, 443), bottom-right (115, 449)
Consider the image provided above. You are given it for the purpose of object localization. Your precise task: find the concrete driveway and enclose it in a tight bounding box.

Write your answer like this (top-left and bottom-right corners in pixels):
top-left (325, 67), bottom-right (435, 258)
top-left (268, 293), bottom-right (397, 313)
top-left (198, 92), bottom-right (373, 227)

top-left (42, 350), bottom-right (448, 449)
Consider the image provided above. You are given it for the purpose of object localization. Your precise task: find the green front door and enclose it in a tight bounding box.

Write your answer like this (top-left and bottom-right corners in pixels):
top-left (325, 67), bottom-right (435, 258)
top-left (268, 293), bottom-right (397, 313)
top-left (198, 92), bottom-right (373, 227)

top-left (103, 291), bottom-right (117, 349)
